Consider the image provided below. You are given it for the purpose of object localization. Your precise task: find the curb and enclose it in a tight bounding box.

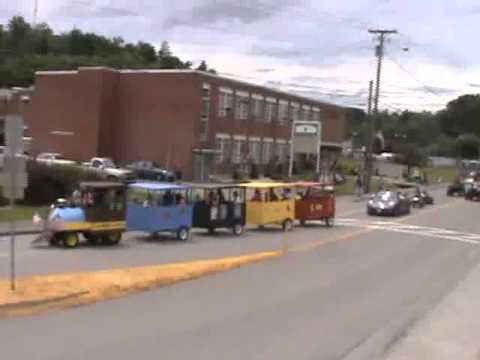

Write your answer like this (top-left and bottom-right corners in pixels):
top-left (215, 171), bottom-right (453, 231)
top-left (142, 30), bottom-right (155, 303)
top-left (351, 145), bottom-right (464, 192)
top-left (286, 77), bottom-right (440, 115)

top-left (0, 251), bottom-right (282, 318)
top-left (0, 229), bottom-right (41, 237)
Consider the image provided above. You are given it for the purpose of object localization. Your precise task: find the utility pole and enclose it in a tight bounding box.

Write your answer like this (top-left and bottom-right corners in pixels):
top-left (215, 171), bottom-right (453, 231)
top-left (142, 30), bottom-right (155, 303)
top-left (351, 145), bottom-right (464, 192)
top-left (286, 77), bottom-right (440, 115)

top-left (364, 80), bottom-right (374, 192)
top-left (365, 28), bottom-right (397, 192)
top-left (33, 0), bottom-right (39, 26)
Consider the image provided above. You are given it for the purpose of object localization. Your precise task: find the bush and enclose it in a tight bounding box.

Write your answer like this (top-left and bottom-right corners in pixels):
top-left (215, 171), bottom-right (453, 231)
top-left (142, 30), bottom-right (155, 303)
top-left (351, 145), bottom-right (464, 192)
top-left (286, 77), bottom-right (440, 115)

top-left (21, 161), bottom-right (100, 205)
top-left (336, 161), bottom-right (359, 176)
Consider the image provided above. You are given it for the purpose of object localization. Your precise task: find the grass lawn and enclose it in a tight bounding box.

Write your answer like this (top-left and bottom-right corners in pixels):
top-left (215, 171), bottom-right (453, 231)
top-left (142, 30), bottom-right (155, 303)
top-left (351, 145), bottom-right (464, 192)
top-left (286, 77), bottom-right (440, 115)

top-left (424, 166), bottom-right (458, 184)
top-left (0, 205), bottom-right (50, 223)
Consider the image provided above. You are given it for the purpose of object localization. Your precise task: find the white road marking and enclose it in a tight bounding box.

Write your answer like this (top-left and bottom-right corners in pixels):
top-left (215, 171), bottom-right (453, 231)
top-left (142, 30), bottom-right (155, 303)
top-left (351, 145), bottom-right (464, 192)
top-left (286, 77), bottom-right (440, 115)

top-left (336, 218), bottom-right (480, 246)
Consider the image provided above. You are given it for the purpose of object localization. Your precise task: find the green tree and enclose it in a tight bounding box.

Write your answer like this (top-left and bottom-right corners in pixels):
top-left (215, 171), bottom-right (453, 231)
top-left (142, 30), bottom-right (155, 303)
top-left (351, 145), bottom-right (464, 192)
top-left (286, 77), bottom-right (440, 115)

top-left (196, 60), bottom-right (208, 71)
top-left (439, 95), bottom-right (480, 137)
top-left (6, 16), bottom-right (31, 54)
top-left (31, 23), bottom-right (52, 54)
top-left (0, 16), bottom-right (198, 86)
top-left (397, 143), bottom-right (426, 176)
top-left (136, 42), bottom-right (156, 63)
top-left (455, 134), bottom-right (480, 159)
top-left (158, 41), bottom-right (172, 59)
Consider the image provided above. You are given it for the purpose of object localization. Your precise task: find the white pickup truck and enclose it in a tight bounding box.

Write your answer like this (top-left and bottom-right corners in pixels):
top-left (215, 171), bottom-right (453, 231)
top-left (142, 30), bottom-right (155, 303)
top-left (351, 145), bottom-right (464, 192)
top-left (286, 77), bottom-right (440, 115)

top-left (83, 157), bottom-right (135, 182)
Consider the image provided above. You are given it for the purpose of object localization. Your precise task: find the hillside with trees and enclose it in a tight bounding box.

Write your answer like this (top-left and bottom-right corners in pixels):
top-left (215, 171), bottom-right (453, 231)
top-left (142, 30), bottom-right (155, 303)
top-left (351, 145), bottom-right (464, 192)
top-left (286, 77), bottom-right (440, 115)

top-left (0, 16), bottom-right (215, 87)
top-left (347, 93), bottom-right (480, 162)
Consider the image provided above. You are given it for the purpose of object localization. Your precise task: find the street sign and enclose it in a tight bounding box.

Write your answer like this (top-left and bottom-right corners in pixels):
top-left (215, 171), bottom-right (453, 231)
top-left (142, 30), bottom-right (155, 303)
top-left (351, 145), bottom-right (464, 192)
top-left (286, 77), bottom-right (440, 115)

top-left (291, 121), bottom-right (322, 154)
top-left (3, 114), bottom-right (27, 291)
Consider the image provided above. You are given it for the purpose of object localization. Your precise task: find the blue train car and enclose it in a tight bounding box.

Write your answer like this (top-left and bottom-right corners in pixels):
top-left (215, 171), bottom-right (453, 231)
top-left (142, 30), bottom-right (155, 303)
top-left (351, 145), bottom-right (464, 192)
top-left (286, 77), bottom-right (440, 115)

top-left (127, 182), bottom-right (193, 240)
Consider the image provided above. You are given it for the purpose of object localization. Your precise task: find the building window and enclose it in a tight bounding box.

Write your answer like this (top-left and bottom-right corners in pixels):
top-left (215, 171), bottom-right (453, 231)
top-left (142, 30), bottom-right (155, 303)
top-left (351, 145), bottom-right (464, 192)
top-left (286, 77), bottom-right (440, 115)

top-left (202, 84), bottom-right (210, 118)
top-left (312, 108), bottom-right (320, 122)
top-left (200, 83), bottom-right (210, 141)
top-left (278, 101), bottom-right (289, 123)
top-left (232, 138), bottom-right (247, 164)
top-left (300, 106), bottom-right (311, 121)
top-left (235, 93), bottom-right (249, 120)
top-left (265, 98), bottom-right (277, 122)
top-left (218, 88), bottom-right (234, 117)
top-left (276, 141), bottom-right (288, 162)
top-left (215, 135), bottom-right (231, 163)
top-left (291, 103), bottom-right (300, 122)
top-left (262, 139), bottom-right (274, 164)
top-left (249, 138), bottom-right (261, 164)
top-left (251, 95), bottom-right (264, 120)
top-left (199, 120), bottom-right (208, 141)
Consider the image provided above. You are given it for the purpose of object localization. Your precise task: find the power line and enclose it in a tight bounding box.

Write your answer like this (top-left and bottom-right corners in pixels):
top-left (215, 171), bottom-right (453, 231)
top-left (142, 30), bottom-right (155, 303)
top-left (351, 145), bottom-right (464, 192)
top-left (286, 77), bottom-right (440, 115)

top-left (386, 55), bottom-right (444, 98)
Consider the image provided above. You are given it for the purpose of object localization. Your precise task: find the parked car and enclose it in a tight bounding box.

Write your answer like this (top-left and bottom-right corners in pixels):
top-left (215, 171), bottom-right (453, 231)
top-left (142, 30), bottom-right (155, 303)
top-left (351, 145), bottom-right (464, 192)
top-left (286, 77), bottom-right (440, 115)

top-left (367, 190), bottom-right (411, 216)
top-left (83, 157), bottom-right (135, 182)
top-left (126, 161), bottom-right (175, 182)
top-left (36, 152), bottom-right (77, 166)
top-left (375, 152), bottom-right (395, 161)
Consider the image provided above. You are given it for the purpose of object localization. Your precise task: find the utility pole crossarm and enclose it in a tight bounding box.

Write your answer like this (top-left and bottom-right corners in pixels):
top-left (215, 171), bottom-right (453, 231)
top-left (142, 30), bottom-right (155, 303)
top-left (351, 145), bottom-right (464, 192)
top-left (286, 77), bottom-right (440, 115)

top-left (368, 29), bottom-right (398, 34)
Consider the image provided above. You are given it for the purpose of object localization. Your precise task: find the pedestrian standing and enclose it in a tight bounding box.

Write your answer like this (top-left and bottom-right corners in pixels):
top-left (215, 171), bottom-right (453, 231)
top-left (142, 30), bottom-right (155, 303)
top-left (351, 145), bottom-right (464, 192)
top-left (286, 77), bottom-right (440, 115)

top-left (355, 174), bottom-right (363, 200)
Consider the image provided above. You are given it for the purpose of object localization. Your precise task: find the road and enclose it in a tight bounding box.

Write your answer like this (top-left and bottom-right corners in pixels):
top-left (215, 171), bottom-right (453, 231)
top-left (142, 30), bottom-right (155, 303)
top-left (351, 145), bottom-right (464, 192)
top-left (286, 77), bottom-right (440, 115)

top-left (1, 188), bottom-right (480, 359)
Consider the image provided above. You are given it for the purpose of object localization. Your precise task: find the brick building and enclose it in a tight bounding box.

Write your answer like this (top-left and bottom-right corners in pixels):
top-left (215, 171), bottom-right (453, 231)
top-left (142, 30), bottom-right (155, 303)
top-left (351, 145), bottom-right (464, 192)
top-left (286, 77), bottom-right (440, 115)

top-left (26, 67), bottom-right (346, 180)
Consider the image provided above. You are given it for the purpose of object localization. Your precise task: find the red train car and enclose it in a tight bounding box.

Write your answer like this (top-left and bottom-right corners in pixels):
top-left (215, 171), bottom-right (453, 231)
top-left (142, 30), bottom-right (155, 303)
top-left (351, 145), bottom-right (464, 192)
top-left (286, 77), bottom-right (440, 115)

top-left (294, 182), bottom-right (335, 227)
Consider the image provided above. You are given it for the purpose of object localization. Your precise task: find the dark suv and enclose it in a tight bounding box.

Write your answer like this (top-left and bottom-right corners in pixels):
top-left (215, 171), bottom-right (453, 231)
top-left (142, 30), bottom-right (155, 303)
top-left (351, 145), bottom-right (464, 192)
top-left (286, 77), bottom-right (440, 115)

top-left (126, 161), bottom-right (175, 182)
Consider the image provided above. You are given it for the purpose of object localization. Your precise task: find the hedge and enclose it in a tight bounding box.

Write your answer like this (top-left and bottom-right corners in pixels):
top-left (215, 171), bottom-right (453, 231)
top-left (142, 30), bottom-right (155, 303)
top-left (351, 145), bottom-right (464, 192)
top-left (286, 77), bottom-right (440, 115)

top-left (19, 161), bottom-right (101, 205)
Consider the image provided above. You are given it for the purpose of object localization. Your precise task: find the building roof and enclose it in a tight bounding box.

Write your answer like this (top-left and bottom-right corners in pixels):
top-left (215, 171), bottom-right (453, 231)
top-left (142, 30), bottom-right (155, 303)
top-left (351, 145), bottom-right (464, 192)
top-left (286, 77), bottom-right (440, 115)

top-left (35, 67), bottom-right (344, 110)
top-left (129, 182), bottom-right (190, 191)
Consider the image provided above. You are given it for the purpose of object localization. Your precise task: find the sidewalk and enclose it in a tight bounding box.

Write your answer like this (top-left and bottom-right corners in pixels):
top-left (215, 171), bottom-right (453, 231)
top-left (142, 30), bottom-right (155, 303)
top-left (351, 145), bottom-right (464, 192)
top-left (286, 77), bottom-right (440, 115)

top-left (386, 261), bottom-right (480, 359)
top-left (0, 220), bottom-right (42, 237)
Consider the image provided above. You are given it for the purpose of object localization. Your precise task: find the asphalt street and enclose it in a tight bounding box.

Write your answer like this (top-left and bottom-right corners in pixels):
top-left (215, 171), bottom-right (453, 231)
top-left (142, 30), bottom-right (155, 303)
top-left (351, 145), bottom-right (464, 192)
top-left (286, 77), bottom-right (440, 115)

top-left (1, 187), bottom-right (480, 359)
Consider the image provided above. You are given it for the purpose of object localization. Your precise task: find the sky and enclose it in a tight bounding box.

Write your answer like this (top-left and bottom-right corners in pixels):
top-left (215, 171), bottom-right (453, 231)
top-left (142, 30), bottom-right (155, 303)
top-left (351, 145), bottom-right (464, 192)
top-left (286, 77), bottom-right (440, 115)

top-left (2, 0), bottom-right (480, 112)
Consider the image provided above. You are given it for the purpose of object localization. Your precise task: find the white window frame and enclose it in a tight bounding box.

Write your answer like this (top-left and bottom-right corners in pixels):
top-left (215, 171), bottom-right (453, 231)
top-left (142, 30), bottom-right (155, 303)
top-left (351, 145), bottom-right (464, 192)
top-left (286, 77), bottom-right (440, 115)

top-left (312, 107), bottom-right (320, 122)
top-left (278, 100), bottom-right (289, 124)
top-left (251, 94), bottom-right (264, 120)
top-left (215, 133), bottom-right (231, 163)
top-left (300, 104), bottom-right (311, 121)
top-left (265, 97), bottom-right (277, 122)
top-left (248, 136), bottom-right (261, 164)
top-left (232, 135), bottom-right (247, 164)
top-left (235, 91), bottom-right (249, 120)
top-left (290, 102), bottom-right (300, 122)
top-left (262, 138), bottom-right (274, 164)
top-left (276, 139), bottom-right (287, 162)
top-left (218, 87), bottom-right (234, 117)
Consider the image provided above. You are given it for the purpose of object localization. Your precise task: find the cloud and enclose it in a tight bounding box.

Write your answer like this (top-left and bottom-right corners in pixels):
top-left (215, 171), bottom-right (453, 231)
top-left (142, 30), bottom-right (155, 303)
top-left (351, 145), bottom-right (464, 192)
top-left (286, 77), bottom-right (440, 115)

top-left (256, 68), bottom-right (275, 73)
top-left (53, 1), bottom-right (138, 19)
top-left (410, 86), bottom-right (459, 96)
top-left (162, 0), bottom-right (297, 29)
